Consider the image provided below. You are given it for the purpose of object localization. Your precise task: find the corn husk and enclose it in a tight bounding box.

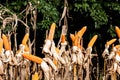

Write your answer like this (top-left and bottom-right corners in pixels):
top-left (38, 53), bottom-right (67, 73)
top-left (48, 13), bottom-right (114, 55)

top-left (106, 39), bottom-right (116, 46)
top-left (22, 53), bottom-right (43, 64)
top-left (22, 33), bottom-right (29, 45)
top-left (48, 23), bottom-right (56, 41)
top-left (88, 35), bottom-right (98, 48)
top-left (2, 34), bottom-right (11, 50)
top-left (115, 26), bottom-right (120, 38)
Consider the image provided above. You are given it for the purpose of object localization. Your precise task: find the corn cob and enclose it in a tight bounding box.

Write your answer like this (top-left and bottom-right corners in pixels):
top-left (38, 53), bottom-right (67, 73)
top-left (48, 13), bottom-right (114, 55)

top-left (106, 39), bottom-right (116, 46)
top-left (115, 45), bottom-right (120, 49)
top-left (2, 34), bottom-right (11, 50)
top-left (22, 33), bottom-right (29, 45)
top-left (32, 72), bottom-right (39, 80)
top-left (61, 34), bottom-right (66, 43)
top-left (74, 26), bottom-right (87, 46)
top-left (22, 53), bottom-right (43, 64)
top-left (70, 34), bottom-right (75, 42)
top-left (115, 26), bottom-right (120, 38)
top-left (48, 23), bottom-right (56, 41)
top-left (88, 35), bottom-right (98, 48)
top-left (75, 26), bottom-right (87, 39)
top-left (0, 39), bottom-right (3, 53)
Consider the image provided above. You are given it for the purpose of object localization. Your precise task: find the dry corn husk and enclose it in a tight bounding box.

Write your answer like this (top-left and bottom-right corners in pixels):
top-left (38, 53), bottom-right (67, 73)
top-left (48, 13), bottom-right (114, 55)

top-left (40, 61), bottom-right (50, 80)
top-left (51, 41), bottom-right (66, 64)
top-left (43, 40), bottom-right (52, 56)
top-left (71, 53), bottom-right (77, 64)
top-left (43, 58), bottom-right (58, 72)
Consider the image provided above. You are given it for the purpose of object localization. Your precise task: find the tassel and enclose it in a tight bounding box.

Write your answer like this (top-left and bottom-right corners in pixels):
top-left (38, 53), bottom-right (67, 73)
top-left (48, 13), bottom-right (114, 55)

top-left (88, 35), bottom-right (98, 48)
top-left (48, 23), bottom-right (56, 41)
top-left (22, 33), bottom-right (29, 45)
top-left (2, 34), bottom-right (11, 50)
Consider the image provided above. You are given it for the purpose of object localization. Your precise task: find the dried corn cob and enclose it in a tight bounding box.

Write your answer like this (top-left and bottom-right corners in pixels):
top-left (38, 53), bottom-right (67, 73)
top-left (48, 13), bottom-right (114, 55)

top-left (61, 34), bottom-right (66, 43)
top-left (22, 53), bottom-right (43, 64)
top-left (32, 72), bottom-right (39, 80)
top-left (22, 33), bottom-right (29, 45)
top-left (48, 23), bottom-right (56, 41)
top-left (2, 34), bottom-right (11, 50)
top-left (106, 38), bottom-right (116, 46)
top-left (115, 45), bottom-right (120, 49)
top-left (75, 26), bottom-right (87, 39)
top-left (0, 39), bottom-right (3, 53)
top-left (88, 35), bottom-right (98, 48)
top-left (74, 26), bottom-right (87, 46)
top-left (115, 26), bottom-right (120, 38)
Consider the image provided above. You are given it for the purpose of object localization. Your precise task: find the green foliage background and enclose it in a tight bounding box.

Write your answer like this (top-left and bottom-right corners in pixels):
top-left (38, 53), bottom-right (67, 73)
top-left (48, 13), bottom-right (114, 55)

top-left (1, 0), bottom-right (120, 56)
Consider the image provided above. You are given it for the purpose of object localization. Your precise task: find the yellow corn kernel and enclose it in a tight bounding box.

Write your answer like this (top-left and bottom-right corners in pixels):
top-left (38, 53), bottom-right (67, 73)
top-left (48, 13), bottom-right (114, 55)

top-left (88, 35), bottom-right (98, 48)
top-left (115, 26), bottom-right (120, 38)
top-left (106, 38), bottom-right (116, 46)
top-left (22, 53), bottom-right (43, 64)
top-left (32, 72), bottom-right (39, 80)
top-left (22, 33), bottom-right (29, 45)
top-left (48, 23), bottom-right (56, 41)
top-left (2, 34), bottom-right (11, 50)
top-left (0, 39), bottom-right (3, 53)
top-left (61, 34), bottom-right (66, 43)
